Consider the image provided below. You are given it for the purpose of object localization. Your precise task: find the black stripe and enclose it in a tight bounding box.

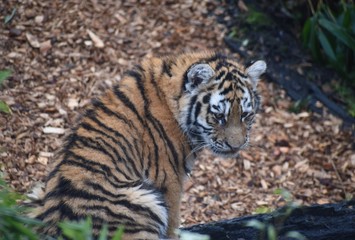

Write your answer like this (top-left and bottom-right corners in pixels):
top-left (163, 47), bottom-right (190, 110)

top-left (150, 67), bottom-right (164, 102)
top-left (215, 70), bottom-right (226, 81)
top-left (149, 116), bottom-right (181, 178)
top-left (220, 84), bottom-right (234, 95)
top-left (130, 70), bottom-right (180, 178)
top-left (113, 87), bottom-right (160, 179)
top-left (37, 201), bottom-right (80, 221)
top-left (91, 219), bottom-right (159, 236)
top-left (85, 181), bottom-right (125, 199)
top-left (202, 93), bottom-right (211, 104)
top-left (92, 99), bottom-right (137, 131)
top-left (84, 115), bottom-right (142, 177)
top-left (194, 102), bottom-right (202, 120)
top-left (237, 85), bottom-right (245, 93)
top-left (126, 70), bottom-right (162, 180)
top-left (57, 155), bottom-right (125, 189)
top-left (113, 87), bottom-right (146, 125)
top-left (84, 205), bottom-right (136, 222)
top-left (91, 99), bottom-right (142, 160)
top-left (81, 122), bottom-right (142, 174)
top-left (74, 136), bottom-right (134, 180)
top-left (195, 122), bottom-right (213, 132)
top-left (67, 151), bottom-right (128, 183)
top-left (218, 77), bottom-right (226, 89)
top-left (186, 95), bottom-right (198, 126)
top-left (162, 60), bottom-right (172, 78)
top-left (46, 177), bottom-right (166, 227)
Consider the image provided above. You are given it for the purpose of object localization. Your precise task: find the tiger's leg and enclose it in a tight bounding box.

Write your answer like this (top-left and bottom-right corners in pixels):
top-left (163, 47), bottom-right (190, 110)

top-left (165, 181), bottom-right (183, 238)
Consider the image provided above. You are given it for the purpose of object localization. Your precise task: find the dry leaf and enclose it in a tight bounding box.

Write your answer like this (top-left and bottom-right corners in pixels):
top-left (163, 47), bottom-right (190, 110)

top-left (40, 40), bottom-right (52, 53)
top-left (26, 32), bottom-right (40, 48)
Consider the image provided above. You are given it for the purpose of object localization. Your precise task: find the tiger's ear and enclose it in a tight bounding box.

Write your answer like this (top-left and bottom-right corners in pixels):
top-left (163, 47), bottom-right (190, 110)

top-left (246, 60), bottom-right (267, 89)
top-left (185, 63), bottom-right (215, 92)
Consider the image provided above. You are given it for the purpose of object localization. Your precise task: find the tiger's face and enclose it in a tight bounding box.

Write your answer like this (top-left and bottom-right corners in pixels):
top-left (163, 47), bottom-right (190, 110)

top-left (179, 57), bottom-right (266, 157)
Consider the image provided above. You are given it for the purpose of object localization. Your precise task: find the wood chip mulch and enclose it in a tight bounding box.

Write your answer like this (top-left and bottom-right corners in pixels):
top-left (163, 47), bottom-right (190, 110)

top-left (0, 0), bottom-right (354, 227)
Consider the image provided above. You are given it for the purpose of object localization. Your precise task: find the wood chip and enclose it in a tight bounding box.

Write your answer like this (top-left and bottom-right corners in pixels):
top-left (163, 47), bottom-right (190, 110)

top-left (26, 32), bottom-right (40, 48)
top-left (87, 29), bottom-right (105, 48)
top-left (42, 127), bottom-right (65, 134)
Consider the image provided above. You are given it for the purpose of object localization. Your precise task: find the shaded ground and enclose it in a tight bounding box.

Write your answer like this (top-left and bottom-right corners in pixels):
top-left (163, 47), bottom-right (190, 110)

top-left (0, 0), bottom-right (354, 227)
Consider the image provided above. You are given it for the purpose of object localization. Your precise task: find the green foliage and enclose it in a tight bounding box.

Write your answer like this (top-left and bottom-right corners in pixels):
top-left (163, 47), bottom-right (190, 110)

top-left (254, 206), bottom-right (273, 214)
top-left (0, 176), bottom-right (42, 240)
top-left (0, 174), bottom-right (126, 240)
top-left (4, 8), bottom-right (16, 25)
top-left (246, 9), bottom-right (272, 27)
top-left (301, 1), bottom-right (355, 84)
top-left (0, 101), bottom-right (11, 114)
top-left (58, 217), bottom-right (124, 240)
top-left (0, 70), bottom-right (11, 86)
top-left (302, 1), bottom-right (355, 117)
top-left (0, 69), bottom-right (12, 114)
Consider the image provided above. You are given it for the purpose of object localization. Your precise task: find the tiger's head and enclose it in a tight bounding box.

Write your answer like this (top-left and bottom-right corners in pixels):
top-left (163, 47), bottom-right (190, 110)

top-left (179, 55), bottom-right (266, 157)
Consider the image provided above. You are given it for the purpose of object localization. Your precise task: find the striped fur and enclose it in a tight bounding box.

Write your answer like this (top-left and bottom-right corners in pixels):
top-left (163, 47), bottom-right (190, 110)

top-left (32, 52), bottom-right (266, 239)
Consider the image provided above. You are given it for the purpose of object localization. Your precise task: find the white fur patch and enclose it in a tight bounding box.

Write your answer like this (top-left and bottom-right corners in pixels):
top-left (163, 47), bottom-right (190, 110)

top-left (241, 88), bottom-right (252, 112)
top-left (210, 92), bottom-right (225, 111)
top-left (123, 183), bottom-right (168, 233)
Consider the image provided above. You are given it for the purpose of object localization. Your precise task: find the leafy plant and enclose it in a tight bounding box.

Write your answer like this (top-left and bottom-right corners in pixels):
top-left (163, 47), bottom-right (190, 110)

top-left (0, 69), bottom-right (12, 114)
top-left (301, 1), bottom-right (355, 84)
top-left (0, 175), bottom-right (42, 240)
top-left (0, 173), bottom-right (126, 240)
top-left (301, 1), bottom-right (355, 116)
top-left (58, 217), bottom-right (124, 240)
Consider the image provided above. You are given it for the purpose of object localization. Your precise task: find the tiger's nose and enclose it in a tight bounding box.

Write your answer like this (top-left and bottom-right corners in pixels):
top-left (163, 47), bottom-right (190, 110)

top-left (225, 134), bottom-right (246, 150)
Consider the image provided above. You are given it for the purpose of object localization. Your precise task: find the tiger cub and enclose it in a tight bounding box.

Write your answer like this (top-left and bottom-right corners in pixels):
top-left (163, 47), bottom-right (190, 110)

top-left (32, 52), bottom-right (266, 239)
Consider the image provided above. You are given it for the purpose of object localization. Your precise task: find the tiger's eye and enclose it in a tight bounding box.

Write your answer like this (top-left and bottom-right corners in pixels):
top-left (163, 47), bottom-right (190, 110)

top-left (214, 113), bottom-right (224, 120)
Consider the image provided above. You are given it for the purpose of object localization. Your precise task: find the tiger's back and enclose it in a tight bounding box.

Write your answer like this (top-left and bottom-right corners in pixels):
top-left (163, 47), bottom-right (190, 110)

top-left (32, 52), bottom-right (266, 239)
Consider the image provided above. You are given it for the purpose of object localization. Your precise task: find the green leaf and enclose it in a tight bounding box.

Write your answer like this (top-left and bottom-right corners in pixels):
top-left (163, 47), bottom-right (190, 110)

top-left (98, 224), bottom-right (108, 240)
top-left (4, 8), bottom-right (17, 25)
top-left (317, 29), bottom-right (336, 61)
top-left (319, 18), bottom-right (355, 51)
top-left (267, 225), bottom-right (277, 240)
top-left (301, 19), bottom-right (311, 45)
top-left (111, 225), bottom-right (125, 240)
top-left (59, 217), bottom-right (93, 240)
top-left (309, 17), bottom-right (322, 61)
top-left (274, 188), bottom-right (293, 202)
top-left (0, 70), bottom-right (11, 86)
top-left (0, 100), bottom-right (11, 114)
top-left (245, 220), bottom-right (265, 231)
top-left (7, 220), bottom-right (39, 240)
top-left (255, 206), bottom-right (272, 214)
top-left (340, 7), bottom-right (351, 29)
